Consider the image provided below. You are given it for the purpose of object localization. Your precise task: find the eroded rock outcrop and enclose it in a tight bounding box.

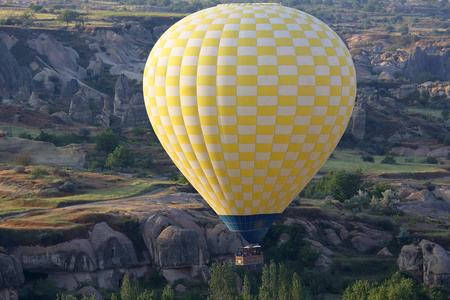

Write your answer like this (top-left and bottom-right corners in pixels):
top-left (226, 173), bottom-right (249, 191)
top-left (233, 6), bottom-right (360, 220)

top-left (0, 38), bottom-right (32, 98)
top-left (155, 226), bottom-right (209, 268)
top-left (89, 222), bottom-right (138, 270)
top-left (398, 240), bottom-right (450, 290)
top-left (69, 90), bottom-right (93, 124)
top-left (0, 254), bottom-right (24, 289)
top-left (206, 223), bottom-right (246, 256)
top-left (12, 239), bottom-right (97, 273)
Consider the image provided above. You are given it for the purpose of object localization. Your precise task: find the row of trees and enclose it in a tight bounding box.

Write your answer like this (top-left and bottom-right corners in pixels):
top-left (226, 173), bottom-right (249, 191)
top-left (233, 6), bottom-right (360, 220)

top-left (208, 261), bottom-right (304, 300)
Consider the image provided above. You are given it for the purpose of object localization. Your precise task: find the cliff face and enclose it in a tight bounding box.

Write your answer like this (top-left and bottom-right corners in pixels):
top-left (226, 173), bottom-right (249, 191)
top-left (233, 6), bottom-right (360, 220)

top-left (402, 47), bottom-right (450, 82)
top-left (0, 25), bottom-right (161, 127)
top-left (0, 38), bottom-right (32, 98)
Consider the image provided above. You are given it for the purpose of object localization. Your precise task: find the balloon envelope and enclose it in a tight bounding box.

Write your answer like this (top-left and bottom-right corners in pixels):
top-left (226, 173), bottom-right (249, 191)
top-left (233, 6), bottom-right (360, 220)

top-left (143, 3), bottom-right (356, 244)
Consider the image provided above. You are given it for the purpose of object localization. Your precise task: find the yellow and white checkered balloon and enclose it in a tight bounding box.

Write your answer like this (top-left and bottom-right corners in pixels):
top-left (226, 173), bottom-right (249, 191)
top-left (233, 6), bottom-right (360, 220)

top-left (143, 3), bottom-right (356, 243)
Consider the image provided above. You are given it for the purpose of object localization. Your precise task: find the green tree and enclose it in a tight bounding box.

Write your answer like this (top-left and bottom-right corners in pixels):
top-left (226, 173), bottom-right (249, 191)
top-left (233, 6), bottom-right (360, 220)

top-left (399, 23), bottom-right (409, 35)
top-left (161, 284), bottom-right (175, 300)
top-left (242, 275), bottom-right (254, 300)
top-left (121, 273), bottom-right (140, 300)
top-left (132, 127), bottom-right (148, 137)
top-left (278, 264), bottom-right (290, 300)
top-left (342, 280), bottom-right (373, 300)
top-left (208, 261), bottom-right (238, 300)
top-left (57, 9), bottom-right (78, 25)
top-left (106, 145), bottom-right (135, 169)
top-left (96, 129), bottom-right (119, 153)
top-left (291, 273), bottom-right (304, 300)
top-left (269, 261), bottom-right (278, 299)
top-left (259, 264), bottom-right (271, 300)
top-left (137, 289), bottom-right (156, 300)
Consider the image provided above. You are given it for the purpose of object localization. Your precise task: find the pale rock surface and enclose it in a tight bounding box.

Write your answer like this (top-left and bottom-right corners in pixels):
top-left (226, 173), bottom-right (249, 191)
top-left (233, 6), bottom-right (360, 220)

top-left (0, 254), bottom-right (24, 289)
top-left (155, 226), bottom-right (209, 268)
top-left (303, 238), bottom-right (333, 256)
top-left (89, 222), bottom-right (138, 270)
top-left (206, 223), bottom-right (246, 255)
top-left (142, 214), bottom-right (173, 264)
top-left (167, 208), bottom-right (204, 235)
top-left (398, 190), bottom-right (450, 221)
top-left (0, 137), bottom-right (86, 169)
top-left (161, 265), bottom-right (210, 284)
top-left (350, 226), bottom-right (392, 252)
top-left (315, 254), bottom-right (333, 272)
top-left (12, 239), bottom-right (97, 273)
top-left (69, 90), bottom-right (93, 124)
top-left (51, 111), bottom-right (75, 125)
top-left (325, 229), bottom-right (341, 246)
top-left (0, 288), bottom-right (18, 300)
top-left (398, 240), bottom-right (450, 290)
top-left (420, 240), bottom-right (450, 290)
top-left (377, 247), bottom-right (393, 257)
top-left (276, 233), bottom-right (291, 248)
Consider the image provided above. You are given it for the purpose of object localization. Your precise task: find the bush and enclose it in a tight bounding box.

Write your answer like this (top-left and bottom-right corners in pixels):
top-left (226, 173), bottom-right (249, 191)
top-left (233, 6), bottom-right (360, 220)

top-left (305, 170), bottom-right (363, 202)
top-left (424, 181), bottom-right (436, 191)
top-left (422, 156), bottom-right (438, 164)
top-left (14, 166), bottom-right (26, 174)
top-left (381, 154), bottom-right (397, 164)
top-left (96, 129), bottom-right (120, 153)
top-left (361, 154), bottom-right (374, 162)
top-left (58, 180), bottom-right (77, 193)
top-left (16, 150), bottom-right (33, 166)
top-left (132, 127), bottom-right (147, 137)
top-left (53, 168), bottom-right (70, 177)
top-left (30, 167), bottom-right (48, 179)
top-left (105, 145), bottom-right (135, 169)
top-left (345, 190), bottom-right (371, 211)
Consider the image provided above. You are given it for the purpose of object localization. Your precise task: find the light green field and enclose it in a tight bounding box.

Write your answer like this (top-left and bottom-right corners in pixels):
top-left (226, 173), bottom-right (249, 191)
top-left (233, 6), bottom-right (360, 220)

top-left (0, 125), bottom-right (41, 138)
top-left (321, 150), bottom-right (447, 174)
top-left (408, 107), bottom-right (444, 119)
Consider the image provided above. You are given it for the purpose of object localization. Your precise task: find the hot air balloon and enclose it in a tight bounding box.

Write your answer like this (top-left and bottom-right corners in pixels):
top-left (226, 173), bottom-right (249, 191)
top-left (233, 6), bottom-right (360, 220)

top-left (143, 3), bottom-right (356, 245)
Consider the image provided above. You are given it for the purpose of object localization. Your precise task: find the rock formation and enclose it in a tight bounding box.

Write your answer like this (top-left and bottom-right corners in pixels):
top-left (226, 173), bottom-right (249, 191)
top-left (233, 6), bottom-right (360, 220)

top-left (402, 47), bottom-right (450, 82)
top-left (69, 91), bottom-right (93, 124)
top-left (398, 240), bottom-right (450, 290)
top-left (0, 38), bottom-right (32, 99)
top-left (89, 222), bottom-right (138, 270)
top-left (12, 239), bottom-right (97, 273)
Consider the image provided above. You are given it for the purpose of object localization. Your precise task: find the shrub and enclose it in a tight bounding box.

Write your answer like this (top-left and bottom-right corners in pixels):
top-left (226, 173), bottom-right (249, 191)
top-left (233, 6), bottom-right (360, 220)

top-left (53, 168), bottom-right (70, 177)
top-left (132, 127), bottom-right (147, 137)
top-left (345, 190), bottom-right (371, 211)
top-left (381, 154), bottom-right (396, 164)
top-left (16, 150), bottom-right (33, 166)
top-left (14, 166), bottom-right (26, 174)
top-left (424, 181), bottom-right (436, 191)
top-left (105, 145), bottom-right (135, 169)
top-left (30, 167), bottom-right (48, 179)
top-left (422, 156), bottom-right (438, 164)
top-left (96, 129), bottom-right (120, 153)
top-left (361, 154), bottom-right (374, 162)
top-left (58, 180), bottom-right (77, 193)
top-left (305, 170), bottom-right (363, 202)
top-left (396, 227), bottom-right (412, 244)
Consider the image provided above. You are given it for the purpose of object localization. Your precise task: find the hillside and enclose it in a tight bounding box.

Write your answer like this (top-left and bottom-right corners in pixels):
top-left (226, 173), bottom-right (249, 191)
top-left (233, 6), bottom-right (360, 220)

top-left (0, 0), bottom-right (449, 299)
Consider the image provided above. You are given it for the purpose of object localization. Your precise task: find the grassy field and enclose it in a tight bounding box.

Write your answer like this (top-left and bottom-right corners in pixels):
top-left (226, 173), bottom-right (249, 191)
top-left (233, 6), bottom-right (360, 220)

top-left (0, 125), bottom-right (41, 137)
top-left (408, 107), bottom-right (444, 119)
top-left (321, 150), bottom-right (448, 174)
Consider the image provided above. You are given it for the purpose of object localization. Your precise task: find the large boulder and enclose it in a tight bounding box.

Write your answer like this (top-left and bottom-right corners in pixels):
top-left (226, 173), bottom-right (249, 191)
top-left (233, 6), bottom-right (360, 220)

top-left (155, 226), bottom-right (209, 268)
top-left (0, 38), bottom-right (32, 98)
top-left (69, 90), bottom-right (93, 124)
top-left (206, 223), bottom-right (246, 256)
top-left (350, 226), bottom-right (392, 252)
top-left (12, 239), bottom-right (97, 273)
top-left (398, 240), bottom-right (450, 290)
top-left (402, 47), bottom-right (450, 82)
top-left (420, 240), bottom-right (450, 290)
top-left (0, 253), bottom-right (24, 289)
top-left (142, 214), bottom-right (173, 265)
top-left (0, 288), bottom-right (19, 300)
top-left (398, 190), bottom-right (450, 221)
top-left (89, 222), bottom-right (138, 270)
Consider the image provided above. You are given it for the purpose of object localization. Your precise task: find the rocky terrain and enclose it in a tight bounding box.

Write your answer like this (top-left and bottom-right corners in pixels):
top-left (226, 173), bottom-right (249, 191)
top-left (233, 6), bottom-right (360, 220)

top-left (0, 186), bottom-right (448, 298)
top-left (0, 1), bottom-right (449, 299)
